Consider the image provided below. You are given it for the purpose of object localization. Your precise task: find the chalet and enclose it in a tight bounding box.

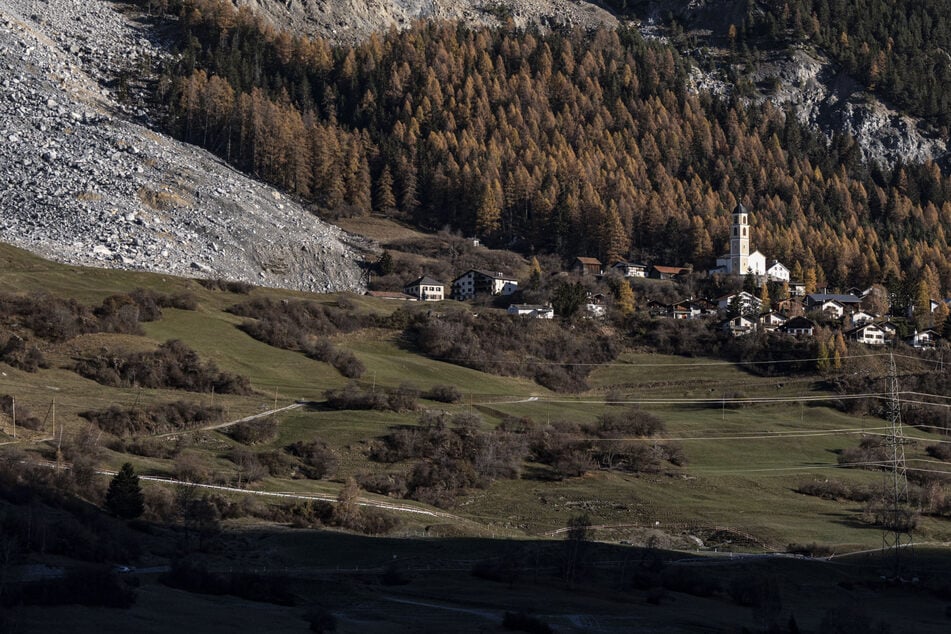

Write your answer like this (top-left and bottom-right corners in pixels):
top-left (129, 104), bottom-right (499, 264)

top-left (451, 270), bottom-right (518, 300)
top-left (649, 265), bottom-right (691, 280)
top-left (780, 316), bottom-right (816, 337)
top-left (766, 261), bottom-right (790, 282)
top-left (572, 257), bottom-right (603, 276)
top-left (585, 293), bottom-right (607, 318)
top-left (788, 281), bottom-right (806, 297)
top-left (816, 299), bottom-right (846, 320)
top-left (805, 293), bottom-right (862, 313)
top-left (759, 311), bottom-right (788, 332)
top-left (585, 302), bottom-right (607, 318)
top-left (671, 299), bottom-right (716, 320)
top-left (403, 276), bottom-right (445, 301)
top-left (846, 323), bottom-right (887, 346)
top-left (878, 321), bottom-right (900, 339)
top-left (849, 311), bottom-right (877, 327)
top-left (646, 299), bottom-right (668, 317)
top-left (716, 291), bottom-right (763, 315)
top-left (722, 315), bottom-right (756, 337)
top-left (907, 329), bottom-right (940, 349)
top-left (610, 260), bottom-right (648, 278)
top-left (507, 304), bottom-right (554, 319)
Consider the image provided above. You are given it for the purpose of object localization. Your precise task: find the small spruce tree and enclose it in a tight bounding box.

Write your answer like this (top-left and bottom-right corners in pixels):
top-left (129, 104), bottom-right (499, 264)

top-left (106, 462), bottom-right (145, 520)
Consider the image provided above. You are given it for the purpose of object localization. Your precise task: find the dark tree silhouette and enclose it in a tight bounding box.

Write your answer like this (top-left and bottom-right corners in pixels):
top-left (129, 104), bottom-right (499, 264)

top-left (105, 462), bottom-right (145, 520)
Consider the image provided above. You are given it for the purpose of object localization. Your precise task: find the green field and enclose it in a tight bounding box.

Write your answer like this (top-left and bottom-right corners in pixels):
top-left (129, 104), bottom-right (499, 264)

top-left (2, 243), bottom-right (951, 632)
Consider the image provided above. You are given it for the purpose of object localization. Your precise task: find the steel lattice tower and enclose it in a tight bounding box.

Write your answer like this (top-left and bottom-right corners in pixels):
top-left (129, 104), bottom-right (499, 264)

top-left (881, 353), bottom-right (913, 578)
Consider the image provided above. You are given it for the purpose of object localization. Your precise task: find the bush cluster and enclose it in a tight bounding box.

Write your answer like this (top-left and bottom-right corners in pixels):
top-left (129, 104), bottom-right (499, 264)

top-left (407, 311), bottom-right (619, 392)
top-left (80, 400), bottom-right (223, 437)
top-left (285, 440), bottom-right (338, 479)
top-left (0, 289), bottom-right (196, 343)
top-left (0, 334), bottom-right (48, 372)
top-left (305, 338), bottom-right (365, 378)
top-left (366, 410), bottom-right (527, 507)
top-left (73, 339), bottom-right (252, 394)
top-left (196, 278), bottom-right (254, 294)
top-left (228, 416), bottom-right (279, 444)
top-left (324, 382), bottom-right (418, 412)
top-left (527, 408), bottom-right (684, 478)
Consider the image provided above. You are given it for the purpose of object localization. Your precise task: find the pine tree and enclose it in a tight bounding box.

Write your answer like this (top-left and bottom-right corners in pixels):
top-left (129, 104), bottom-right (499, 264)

top-left (106, 462), bottom-right (145, 520)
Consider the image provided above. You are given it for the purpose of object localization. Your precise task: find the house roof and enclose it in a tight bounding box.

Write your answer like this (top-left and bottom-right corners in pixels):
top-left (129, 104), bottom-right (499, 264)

top-left (782, 316), bottom-right (815, 329)
top-left (845, 323), bottom-right (885, 336)
top-left (574, 256), bottom-right (602, 265)
top-left (405, 276), bottom-right (444, 287)
top-left (651, 265), bottom-right (690, 274)
top-left (612, 260), bottom-right (646, 268)
top-left (452, 269), bottom-right (517, 283)
top-left (510, 304), bottom-right (550, 311)
top-left (807, 293), bottom-right (861, 304)
top-left (768, 261), bottom-right (788, 270)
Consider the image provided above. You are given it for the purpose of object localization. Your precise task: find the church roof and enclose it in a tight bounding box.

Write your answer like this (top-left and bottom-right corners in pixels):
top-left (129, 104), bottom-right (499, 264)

top-left (733, 203), bottom-right (748, 215)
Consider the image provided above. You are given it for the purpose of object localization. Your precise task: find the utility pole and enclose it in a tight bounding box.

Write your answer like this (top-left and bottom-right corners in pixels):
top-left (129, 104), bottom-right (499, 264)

top-left (881, 353), bottom-right (913, 579)
top-left (11, 396), bottom-right (15, 439)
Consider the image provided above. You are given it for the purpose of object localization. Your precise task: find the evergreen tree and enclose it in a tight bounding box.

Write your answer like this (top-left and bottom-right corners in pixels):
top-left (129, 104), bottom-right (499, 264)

top-left (106, 462), bottom-right (145, 520)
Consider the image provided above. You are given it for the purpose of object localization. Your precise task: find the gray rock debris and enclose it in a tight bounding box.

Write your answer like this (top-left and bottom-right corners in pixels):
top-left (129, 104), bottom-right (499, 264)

top-left (0, 0), bottom-right (367, 293)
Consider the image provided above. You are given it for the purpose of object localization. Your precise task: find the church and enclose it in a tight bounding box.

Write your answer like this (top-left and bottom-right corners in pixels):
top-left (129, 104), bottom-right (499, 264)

top-left (711, 203), bottom-right (787, 281)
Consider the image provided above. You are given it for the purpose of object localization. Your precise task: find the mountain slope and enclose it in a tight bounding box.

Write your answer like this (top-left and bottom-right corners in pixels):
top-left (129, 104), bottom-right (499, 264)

top-left (0, 0), bottom-right (367, 292)
top-left (233, 0), bottom-right (617, 43)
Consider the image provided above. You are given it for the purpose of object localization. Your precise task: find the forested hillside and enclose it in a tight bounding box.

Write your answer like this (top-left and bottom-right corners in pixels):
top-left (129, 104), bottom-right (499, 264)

top-left (148, 1), bottom-right (951, 294)
top-left (739, 0), bottom-right (951, 130)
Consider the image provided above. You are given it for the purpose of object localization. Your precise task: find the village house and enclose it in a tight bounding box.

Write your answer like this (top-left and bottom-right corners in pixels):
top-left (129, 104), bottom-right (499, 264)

top-left (849, 310), bottom-right (877, 327)
top-left (907, 329), bottom-right (940, 349)
top-left (788, 281), bottom-right (806, 297)
top-left (846, 323), bottom-right (887, 346)
top-left (507, 304), bottom-right (554, 319)
top-left (716, 291), bottom-right (762, 315)
top-left (669, 299), bottom-right (716, 320)
top-left (722, 315), bottom-right (756, 336)
top-left (877, 321), bottom-right (900, 340)
top-left (610, 260), bottom-right (648, 278)
top-left (451, 270), bottom-right (518, 300)
top-left (759, 311), bottom-right (788, 332)
top-left (780, 316), bottom-right (816, 337)
top-left (767, 261), bottom-right (790, 282)
top-left (816, 299), bottom-right (847, 320)
top-left (646, 299), bottom-right (669, 317)
top-left (571, 257), bottom-right (603, 276)
top-left (403, 276), bottom-right (446, 301)
top-left (805, 293), bottom-right (862, 315)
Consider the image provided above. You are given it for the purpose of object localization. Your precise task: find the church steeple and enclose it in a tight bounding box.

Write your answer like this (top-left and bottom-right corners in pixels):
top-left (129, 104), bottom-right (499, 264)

top-left (730, 203), bottom-right (750, 275)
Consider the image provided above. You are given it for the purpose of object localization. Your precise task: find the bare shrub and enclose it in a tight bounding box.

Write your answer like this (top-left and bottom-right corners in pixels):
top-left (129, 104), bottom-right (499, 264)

top-left (80, 401), bottom-right (223, 437)
top-left (355, 472), bottom-right (407, 497)
top-left (229, 416), bottom-right (279, 445)
top-left (74, 340), bottom-right (251, 394)
top-left (926, 443), bottom-right (951, 461)
top-left (423, 384), bottom-right (462, 403)
top-left (197, 278), bottom-right (253, 294)
top-left (285, 440), bottom-right (338, 479)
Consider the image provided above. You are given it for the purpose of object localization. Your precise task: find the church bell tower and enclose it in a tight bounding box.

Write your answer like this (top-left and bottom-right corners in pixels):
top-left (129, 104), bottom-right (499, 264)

top-left (730, 203), bottom-right (750, 275)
